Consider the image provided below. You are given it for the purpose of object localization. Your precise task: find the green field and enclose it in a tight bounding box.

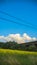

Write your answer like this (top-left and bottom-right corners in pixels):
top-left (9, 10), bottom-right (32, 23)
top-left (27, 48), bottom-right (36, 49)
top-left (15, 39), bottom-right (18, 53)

top-left (0, 49), bottom-right (37, 65)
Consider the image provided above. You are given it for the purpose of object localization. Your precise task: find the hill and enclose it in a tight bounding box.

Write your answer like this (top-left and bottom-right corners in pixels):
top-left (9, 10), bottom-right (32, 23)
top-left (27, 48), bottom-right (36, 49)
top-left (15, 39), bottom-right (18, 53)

top-left (0, 41), bottom-right (37, 51)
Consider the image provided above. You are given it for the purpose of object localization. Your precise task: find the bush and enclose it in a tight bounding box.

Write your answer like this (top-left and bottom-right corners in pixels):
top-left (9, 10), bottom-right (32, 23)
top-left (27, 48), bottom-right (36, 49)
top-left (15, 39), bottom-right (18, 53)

top-left (28, 45), bottom-right (36, 51)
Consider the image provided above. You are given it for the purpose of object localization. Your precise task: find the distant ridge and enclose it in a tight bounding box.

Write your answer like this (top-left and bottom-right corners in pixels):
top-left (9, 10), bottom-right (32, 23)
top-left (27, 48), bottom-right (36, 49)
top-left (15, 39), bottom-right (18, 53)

top-left (21, 41), bottom-right (37, 44)
top-left (0, 41), bottom-right (37, 51)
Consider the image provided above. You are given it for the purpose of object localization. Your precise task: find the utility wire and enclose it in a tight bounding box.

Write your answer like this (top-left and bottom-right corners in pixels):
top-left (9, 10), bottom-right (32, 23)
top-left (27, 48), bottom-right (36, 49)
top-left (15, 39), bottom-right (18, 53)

top-left (0, 10), bottom-right (36, 28)
top-left (0, 17), bottom-right (37, 30)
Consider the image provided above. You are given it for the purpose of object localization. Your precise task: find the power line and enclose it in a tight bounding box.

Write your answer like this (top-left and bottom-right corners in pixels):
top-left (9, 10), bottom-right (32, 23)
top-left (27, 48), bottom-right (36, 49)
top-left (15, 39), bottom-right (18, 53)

top-left (0, 10), bottom-right (36, 28)
top-left (0, 17), bottom-right (32, 26)
top-left (0, 17), bottom-right (37, 30)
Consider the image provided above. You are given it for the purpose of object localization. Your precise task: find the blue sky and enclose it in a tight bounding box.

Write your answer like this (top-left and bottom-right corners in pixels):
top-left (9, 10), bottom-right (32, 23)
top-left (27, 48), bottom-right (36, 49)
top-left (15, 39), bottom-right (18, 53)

top-left (0, 0), bottom-right (37, 37)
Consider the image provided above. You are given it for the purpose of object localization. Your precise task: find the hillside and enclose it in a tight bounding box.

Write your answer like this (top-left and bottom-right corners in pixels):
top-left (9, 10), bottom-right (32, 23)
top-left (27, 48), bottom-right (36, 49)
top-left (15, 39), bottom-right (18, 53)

top-left (0, 41), bottom-right (37, 51)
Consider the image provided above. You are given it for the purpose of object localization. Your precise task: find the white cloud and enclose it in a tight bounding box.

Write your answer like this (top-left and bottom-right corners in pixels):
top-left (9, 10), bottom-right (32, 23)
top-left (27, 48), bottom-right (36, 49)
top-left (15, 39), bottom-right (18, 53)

top-left (32, 37), bottom-right (37, 41)
top-left (0, 33), bottom-right (37, 43)
top-left (23, 33), bottom-right (32, 40)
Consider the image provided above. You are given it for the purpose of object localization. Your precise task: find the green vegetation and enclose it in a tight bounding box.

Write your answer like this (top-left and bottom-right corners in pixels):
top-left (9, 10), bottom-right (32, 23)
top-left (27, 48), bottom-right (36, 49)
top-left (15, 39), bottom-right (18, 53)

top-left (0, 49), bottom-right (37, 65)
top-left (0, 41), bottom-right (37, 51)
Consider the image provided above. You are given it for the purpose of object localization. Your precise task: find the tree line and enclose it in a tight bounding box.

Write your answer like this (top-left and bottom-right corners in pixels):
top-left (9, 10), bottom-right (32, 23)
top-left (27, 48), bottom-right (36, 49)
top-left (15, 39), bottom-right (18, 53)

top-left (0, 41), bottom-right (37, 51)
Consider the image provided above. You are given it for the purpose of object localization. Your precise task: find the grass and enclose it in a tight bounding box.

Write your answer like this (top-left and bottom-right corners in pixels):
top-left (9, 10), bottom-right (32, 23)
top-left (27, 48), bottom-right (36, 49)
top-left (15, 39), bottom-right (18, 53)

top-left (0, 49), bottom-right (37, 65)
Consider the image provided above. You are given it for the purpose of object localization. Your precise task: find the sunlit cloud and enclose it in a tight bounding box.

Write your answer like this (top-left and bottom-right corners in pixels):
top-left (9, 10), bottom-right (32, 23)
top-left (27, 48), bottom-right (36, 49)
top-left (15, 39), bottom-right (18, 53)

top-left (0, 33), bottom-right (37, 43)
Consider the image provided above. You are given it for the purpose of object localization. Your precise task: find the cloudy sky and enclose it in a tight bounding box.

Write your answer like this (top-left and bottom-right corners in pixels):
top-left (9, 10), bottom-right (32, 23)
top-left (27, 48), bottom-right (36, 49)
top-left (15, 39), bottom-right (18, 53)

top-left (0, 33), bottom-right (37, 43)
top-left (0, 0), bottom-right (37, 43)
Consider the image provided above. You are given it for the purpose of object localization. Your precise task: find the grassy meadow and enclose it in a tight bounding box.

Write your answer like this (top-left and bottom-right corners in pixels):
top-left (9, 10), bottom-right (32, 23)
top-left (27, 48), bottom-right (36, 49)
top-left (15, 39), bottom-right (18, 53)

top-left (0, 49), bottom-right (37, 65)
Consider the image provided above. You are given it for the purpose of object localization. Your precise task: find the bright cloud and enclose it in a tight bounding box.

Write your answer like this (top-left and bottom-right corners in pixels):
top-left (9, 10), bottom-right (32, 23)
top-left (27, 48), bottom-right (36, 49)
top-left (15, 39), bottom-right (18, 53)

top-left (0, 33), bottom-right (37, 43)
